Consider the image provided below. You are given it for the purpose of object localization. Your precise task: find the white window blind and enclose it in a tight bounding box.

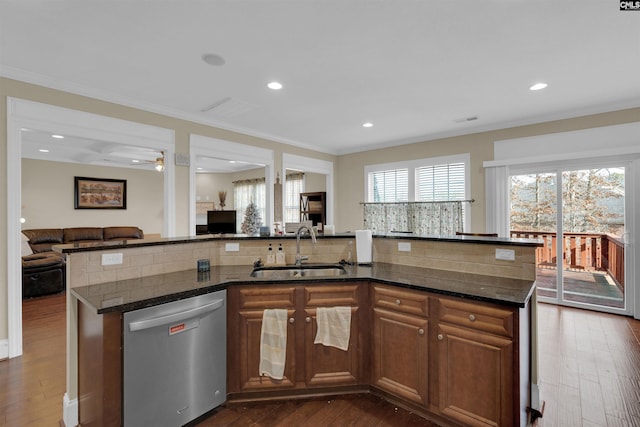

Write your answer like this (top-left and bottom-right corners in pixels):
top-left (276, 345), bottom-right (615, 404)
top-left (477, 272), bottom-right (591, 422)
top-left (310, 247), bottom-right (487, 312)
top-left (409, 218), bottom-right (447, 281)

top-left (416, 162), bottom-right (466, 202)
top-left (368, 169), bottom-right (409, 202)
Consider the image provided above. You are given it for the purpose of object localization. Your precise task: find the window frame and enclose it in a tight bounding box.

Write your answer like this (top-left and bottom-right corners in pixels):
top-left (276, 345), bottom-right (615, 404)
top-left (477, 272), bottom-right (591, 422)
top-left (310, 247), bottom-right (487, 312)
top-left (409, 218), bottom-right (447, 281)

top-left (364, 153), bottom-right (471, 230)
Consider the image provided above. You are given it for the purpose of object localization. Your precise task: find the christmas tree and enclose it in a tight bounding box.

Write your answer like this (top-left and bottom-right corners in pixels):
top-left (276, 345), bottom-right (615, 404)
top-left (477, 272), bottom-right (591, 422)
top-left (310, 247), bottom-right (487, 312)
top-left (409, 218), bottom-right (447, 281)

top-left (241, 201), bottom-right (262, 234)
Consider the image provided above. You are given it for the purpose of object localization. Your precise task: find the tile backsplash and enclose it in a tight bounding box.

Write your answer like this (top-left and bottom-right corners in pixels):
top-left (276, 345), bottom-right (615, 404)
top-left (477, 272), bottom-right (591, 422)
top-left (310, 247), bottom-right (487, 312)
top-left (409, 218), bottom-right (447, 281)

top-left (67, 237), bottom-right (537, 288)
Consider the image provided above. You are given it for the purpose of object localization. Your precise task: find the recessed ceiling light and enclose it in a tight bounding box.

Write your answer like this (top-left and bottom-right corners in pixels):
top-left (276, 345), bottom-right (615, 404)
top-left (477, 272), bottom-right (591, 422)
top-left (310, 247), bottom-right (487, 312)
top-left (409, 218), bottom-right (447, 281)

top-left (201, 53), bottom-right (226, 66)
top-left (51, 134), bottom-right (64, 139)
top-left (39, 149), bottom-right (49, 153)
top-left (131, 159), bottom-right (140, 163)
top-left (529, 82), bottom-right (548, 91)
top-left (267, 81), bottom-right (283, 90)
top-left (362, 122), bottom-right (373, 128)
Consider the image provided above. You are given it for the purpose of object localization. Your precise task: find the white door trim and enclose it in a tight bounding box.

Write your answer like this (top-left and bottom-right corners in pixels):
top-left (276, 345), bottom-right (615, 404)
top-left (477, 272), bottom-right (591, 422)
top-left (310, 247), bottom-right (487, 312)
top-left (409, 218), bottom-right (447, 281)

top-left (188, 134), bottom-right (275, 236)
top-left (282, 153), bottom-right (335, 227)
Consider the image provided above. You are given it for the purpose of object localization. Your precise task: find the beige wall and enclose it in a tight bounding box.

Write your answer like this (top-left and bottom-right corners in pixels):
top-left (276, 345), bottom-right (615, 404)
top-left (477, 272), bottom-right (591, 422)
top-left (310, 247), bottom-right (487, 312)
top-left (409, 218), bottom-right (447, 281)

top-left (305, 171), bottom-right (327, 193)
top-left (196, 167), bottom-right (265, 210)
top-left (22, 159), bottom-right (164, 233)
top-left (336, 107), bottom-right (640, 233)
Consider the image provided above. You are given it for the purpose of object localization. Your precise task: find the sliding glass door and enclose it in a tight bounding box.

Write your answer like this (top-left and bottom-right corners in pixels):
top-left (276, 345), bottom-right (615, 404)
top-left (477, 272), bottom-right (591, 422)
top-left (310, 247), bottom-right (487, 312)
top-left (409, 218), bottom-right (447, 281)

top-left (510, 164), bottom-right (627, 313)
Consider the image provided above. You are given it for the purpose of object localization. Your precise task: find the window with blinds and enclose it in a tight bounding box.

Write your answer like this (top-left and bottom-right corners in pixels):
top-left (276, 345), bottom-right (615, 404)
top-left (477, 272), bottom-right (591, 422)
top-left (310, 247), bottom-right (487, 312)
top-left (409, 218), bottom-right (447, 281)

top-left (416, 162), bottom-right (465, 202)
top-left (364, 154), bottom-right (470, 231)
top-left (368, 168), bottom-right (409, 202)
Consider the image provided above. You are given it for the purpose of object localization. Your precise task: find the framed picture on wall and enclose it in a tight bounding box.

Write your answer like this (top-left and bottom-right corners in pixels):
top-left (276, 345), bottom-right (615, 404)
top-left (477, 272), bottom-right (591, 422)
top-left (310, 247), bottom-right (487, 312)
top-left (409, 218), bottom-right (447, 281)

top-left (74, 176), bottom-right (127, 209)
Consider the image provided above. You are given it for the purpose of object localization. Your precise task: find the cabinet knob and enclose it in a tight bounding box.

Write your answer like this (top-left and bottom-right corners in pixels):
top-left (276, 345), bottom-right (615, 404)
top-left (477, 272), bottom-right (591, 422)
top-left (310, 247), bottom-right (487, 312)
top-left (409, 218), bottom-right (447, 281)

top-left (305, 317), bottom-right (311, 323)
top-left (289, 317), bottom-right (295, 324)
top-left (437, 334), bottom-right (444, 341)
top-left (418, 328), bottom-right (425, 336)
top-left (395, 299), bottom-right (401, 305)
top-left (468, 314), bottom-right (476, 322)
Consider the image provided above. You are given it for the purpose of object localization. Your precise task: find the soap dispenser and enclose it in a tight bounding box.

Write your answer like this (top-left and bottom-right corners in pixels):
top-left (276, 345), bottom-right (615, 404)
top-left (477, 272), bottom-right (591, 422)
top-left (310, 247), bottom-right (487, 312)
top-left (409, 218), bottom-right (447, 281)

top-left (276, 243), bottom-right (286, 265)
top-left (266, 244), bottom-right (275, 266)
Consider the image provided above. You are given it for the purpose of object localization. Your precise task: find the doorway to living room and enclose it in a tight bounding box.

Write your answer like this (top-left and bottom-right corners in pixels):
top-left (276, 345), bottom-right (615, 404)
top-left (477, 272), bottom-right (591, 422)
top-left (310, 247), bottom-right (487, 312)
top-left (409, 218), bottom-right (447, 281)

top-left (6, 97), bottom-right (176, 361)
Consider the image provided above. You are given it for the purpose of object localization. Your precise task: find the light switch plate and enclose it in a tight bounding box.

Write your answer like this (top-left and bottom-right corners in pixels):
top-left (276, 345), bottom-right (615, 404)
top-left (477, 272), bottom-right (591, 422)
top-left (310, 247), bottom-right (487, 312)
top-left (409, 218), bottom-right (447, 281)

top-left (398, 242), bottom-right (411, 252)
top-left (101, 253), bottom-right (123, 265)
top-left (495, 248), bottom-right (515, 261)
top-left (225, 242), bottom-right (240, 252)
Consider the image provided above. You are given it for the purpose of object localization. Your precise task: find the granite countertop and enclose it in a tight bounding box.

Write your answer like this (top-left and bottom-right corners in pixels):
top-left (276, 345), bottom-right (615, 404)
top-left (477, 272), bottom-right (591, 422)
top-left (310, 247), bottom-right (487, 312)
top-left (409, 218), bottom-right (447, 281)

top-left (71, 262), bottom-right (536, 314)
top-left (56, 232), bottom-right (543, 254)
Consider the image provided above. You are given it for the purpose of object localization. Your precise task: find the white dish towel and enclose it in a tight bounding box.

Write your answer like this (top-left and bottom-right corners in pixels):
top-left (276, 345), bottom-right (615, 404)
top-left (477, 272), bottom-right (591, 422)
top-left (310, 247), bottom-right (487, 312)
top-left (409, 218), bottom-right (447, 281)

top-left (314, 306), bottom-right (352, 351)
top-left (259, 308), bottom-right (288, 380)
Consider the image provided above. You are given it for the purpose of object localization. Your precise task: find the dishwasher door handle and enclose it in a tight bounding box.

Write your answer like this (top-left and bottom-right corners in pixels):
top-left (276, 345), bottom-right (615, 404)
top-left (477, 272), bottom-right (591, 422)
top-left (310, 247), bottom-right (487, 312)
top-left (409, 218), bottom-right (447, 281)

top-left (128, 298), bottom-right (224, 332)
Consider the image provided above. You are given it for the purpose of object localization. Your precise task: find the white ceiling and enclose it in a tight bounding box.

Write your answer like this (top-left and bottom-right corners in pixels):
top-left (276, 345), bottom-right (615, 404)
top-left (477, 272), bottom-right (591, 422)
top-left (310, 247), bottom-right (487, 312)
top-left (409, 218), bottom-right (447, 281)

top-left (2, 1), bottom-right (640, 160)
top-left (20, 128), bottom-right (263, 173)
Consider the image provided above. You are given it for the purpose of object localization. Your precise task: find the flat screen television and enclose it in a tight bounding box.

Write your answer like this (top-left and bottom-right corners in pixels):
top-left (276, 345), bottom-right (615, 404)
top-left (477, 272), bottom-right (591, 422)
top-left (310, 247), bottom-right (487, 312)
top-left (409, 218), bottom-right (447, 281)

top-left (207, 210), bottom-right (237, 234)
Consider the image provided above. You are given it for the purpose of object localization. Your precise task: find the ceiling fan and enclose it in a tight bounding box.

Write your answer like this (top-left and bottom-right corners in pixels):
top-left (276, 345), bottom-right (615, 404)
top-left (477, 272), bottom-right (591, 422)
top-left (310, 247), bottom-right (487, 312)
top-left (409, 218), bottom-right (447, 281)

top-left (128, 151), bottom-right (165, 172)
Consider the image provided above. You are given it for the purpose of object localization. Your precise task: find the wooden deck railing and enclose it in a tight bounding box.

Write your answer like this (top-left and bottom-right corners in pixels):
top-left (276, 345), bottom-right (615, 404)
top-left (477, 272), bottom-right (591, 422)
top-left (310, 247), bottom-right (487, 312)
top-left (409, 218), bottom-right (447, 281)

top-left (510, 230), bottom-right (625, 290)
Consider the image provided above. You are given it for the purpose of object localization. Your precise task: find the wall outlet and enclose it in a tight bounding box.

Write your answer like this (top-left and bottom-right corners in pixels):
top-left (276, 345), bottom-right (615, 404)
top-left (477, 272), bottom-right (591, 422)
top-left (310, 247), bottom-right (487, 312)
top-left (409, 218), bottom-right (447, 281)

top-left (225, 242), bottom-right (240, 252)
top-left (398, 242), bottom-right (411, 252)
top-left (495, 248), bottom-right (515, 261)
top-left (101, 253), bottom-right (123, 265)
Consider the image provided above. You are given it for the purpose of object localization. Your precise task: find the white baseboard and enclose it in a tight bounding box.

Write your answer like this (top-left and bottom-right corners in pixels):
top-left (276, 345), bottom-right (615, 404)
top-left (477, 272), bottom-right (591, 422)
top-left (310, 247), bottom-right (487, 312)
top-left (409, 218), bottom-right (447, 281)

top-left (0, 339), bottom-right (8, 359)
top-left (63, 393), bottom-right (78, 427)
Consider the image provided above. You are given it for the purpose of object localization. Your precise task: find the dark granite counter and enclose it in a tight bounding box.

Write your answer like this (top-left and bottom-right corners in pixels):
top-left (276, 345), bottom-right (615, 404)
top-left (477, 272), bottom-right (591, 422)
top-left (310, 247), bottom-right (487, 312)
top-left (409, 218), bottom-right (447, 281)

top-left (56, 232), bottom-right (542, 254)
top-left (71, 262), bottom-right (536, 315)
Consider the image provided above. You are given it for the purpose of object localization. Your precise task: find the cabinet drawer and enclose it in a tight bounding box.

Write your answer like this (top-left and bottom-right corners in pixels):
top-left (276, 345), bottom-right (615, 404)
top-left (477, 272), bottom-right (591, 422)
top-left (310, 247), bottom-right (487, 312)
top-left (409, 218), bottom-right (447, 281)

top-left (438, 297), bottom-right (514, 338)
top-left (373, 286), bottom-right (429, 317)
top-left (305, 284), bottom-right (359, 307)
top-left (238, 286), bottom-right (296, 310)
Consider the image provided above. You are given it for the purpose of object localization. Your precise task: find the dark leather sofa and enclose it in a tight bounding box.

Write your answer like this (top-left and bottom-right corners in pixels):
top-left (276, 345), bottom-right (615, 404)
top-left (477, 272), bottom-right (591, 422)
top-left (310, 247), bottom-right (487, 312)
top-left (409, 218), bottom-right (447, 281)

top-left (21, 226), bottom-right (144, 298)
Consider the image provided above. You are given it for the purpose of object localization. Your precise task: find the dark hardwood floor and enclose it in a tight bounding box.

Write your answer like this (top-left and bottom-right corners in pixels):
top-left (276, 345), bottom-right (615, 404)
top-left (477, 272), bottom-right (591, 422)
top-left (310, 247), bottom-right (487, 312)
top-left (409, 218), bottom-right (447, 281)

top-left (0, 292), bottom-right (66, 426)
top-left (195, 394), bottom-right (439, 427)
top-left (2, 292), bottom-right (640, 426)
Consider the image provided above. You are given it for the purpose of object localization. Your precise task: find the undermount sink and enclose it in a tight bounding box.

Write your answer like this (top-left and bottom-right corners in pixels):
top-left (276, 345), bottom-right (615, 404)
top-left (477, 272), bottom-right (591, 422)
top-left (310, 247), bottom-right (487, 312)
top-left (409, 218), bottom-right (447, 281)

top-left (250, 264), bottom-right (347, 278)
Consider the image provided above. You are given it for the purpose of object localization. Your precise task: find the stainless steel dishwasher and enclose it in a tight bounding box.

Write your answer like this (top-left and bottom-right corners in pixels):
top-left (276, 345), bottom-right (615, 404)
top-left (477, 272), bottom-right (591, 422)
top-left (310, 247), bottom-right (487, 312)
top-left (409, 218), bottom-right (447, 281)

top-left (123, 290), bottom-right (226, 427)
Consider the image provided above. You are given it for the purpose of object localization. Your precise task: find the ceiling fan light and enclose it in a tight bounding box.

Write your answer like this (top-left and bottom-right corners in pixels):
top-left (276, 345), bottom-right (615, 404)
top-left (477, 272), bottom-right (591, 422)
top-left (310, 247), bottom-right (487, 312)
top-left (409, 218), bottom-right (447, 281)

top-left (154, 154), bottom-right (165, 172)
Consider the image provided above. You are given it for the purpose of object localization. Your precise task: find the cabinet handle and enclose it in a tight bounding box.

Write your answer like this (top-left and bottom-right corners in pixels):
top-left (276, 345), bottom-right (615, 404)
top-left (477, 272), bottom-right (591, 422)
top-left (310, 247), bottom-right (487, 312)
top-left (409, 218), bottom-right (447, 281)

top-left (418, 328), bottom-right (425, 336)
top-left (395, 299), bottom-right (401, 305)
top-left (437, 334), bottom-right (444, 341)
top-left (305, 317), bottom-right (311, 323)
top-left (289, 317), bottom-right (295, 324)
top-left (468, 314), bottom-right (476, 322)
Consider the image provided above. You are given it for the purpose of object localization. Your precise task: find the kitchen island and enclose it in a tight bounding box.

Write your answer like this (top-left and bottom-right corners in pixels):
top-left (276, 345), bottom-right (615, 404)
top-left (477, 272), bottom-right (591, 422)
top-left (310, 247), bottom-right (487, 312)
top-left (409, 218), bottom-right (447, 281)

top-left (62, 233), bottom-right (542, 427)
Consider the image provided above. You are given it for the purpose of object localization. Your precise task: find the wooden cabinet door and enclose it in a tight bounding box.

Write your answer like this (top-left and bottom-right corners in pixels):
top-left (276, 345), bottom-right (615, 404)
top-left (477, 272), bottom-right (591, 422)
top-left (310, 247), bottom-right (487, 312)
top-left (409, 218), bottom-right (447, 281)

top-left (303, 306), bottom-right (360, 387)
top-left (236, 308), bottom-right (297, 391)
top-left (437, 323), bottom-right (514, 427)
top-left (229, 285), bottom-right (298, 393)
top-left (372, 308), bottom-right (429, 406)
top-left (303, 284), bottom-right (362, 387)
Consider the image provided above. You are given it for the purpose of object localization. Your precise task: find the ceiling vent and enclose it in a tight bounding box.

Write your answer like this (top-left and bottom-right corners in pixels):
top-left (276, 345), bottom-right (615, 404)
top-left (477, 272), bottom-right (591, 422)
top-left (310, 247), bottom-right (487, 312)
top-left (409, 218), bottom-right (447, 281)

top-left (454, 116), bottom-right (478, 123)
top-left (200, 97), bottom-right (256, 118)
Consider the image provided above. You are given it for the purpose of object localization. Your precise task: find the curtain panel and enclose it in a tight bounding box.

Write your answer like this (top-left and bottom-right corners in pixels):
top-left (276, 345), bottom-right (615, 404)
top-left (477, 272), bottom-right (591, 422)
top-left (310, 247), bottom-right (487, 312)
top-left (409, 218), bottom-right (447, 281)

top-left (363, 201), bottom-right (463, 236)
